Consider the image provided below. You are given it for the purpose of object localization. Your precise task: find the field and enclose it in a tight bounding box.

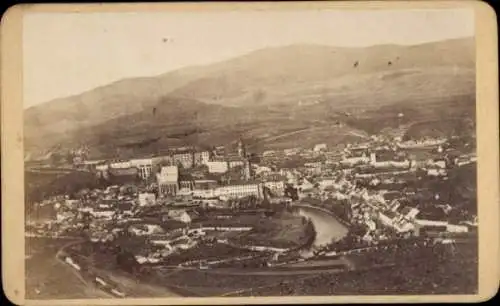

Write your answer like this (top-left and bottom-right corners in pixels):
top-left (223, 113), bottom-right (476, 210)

top-left (232, 243), bottom-right (478, 296)
top-left (154, 268), bottom-right (307, 296)
top-left (197, 211), bottom-right (313, 249)
top-left (25, 170), bottom-right (106, 205)
top-left (234, 212), bottom-right (313, 249)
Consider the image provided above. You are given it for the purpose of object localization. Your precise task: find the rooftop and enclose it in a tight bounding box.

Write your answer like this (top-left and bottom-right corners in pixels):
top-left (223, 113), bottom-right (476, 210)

top-left (108, 167), bottom-right (138, 176)
top-left (264, 174), bottom-right (287, 182)
top-left (382, 210), bottom-right (398, 219)
top-left (219, 180), bottom-right (260, 187)
top-left (194, 179), bottom-right (218, 184)
top-left (400, 206), bottom-right (413, 216)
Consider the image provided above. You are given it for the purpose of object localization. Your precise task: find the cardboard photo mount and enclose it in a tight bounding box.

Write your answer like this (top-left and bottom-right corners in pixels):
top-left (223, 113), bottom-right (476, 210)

top-left (1, 1), bottom-right (499, 305)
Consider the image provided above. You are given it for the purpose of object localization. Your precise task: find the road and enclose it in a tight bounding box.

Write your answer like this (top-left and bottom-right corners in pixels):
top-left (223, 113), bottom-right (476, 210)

top-left (204, 266), bottom-right (347, 276)
top-left (26, 237), bottom-right (110, 299)
top-left (57, 239), bottom-right (180, 298)
top-left (257, 126), bottom-right (369, 145)
top-left (26, 167), bottom-right (91, 175)
top-left (27, 237), bottom-right (179, 299)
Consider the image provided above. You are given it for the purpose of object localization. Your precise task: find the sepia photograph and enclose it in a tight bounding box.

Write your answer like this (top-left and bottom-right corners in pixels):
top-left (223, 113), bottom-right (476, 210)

top-left (1, 1), bottom-right (499, 305)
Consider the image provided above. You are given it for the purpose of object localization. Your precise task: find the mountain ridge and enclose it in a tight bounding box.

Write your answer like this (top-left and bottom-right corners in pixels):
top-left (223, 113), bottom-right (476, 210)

top-left (24, 37), bottom-right (475, 156)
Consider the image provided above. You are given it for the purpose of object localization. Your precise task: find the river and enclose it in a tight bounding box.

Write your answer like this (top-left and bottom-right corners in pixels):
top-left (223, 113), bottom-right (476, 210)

top-left (295, 205), bottom-right (349, 254)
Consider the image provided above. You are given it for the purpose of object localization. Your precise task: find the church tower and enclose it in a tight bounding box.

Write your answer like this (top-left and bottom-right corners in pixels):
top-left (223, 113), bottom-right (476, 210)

top-left (237, 138), bottom-right (246, 159)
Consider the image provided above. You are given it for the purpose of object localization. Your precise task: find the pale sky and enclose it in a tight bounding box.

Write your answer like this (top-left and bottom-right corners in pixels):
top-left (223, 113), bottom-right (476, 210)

top-left (23, 9), bottom-right (474, 108)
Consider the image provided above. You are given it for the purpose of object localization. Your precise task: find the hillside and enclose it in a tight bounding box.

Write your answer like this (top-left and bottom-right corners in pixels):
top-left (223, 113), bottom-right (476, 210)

top-left (24, 37), bottom-right (475, 157)
top-left (169, 38), bottom-right (474, 107)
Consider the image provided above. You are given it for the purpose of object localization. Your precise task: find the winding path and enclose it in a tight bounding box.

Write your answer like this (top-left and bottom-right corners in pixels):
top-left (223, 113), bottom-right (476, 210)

top-left (257, 126), bottom-right (369, 145)
top-left (56, 238), bottom-right (180, 298)
top-left (55, 240), bottom-right (115, 298)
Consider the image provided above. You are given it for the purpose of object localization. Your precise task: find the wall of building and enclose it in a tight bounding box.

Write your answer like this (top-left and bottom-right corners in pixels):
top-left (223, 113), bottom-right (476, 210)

top-left (206, 161), bottom-right (228, 173)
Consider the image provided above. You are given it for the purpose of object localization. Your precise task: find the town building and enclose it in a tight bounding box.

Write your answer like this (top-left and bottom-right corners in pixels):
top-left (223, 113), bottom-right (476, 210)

top-left (297, 178), bottom-right (315, 195)
top-left (243, 159), bottom-right (252, 180)
top-left (193, 180), bottom-right (218, 199)
top-left (268, 196), bottom-right (293, 205)
top-left (130, 158), bottom-right (153, 179)
top-left (157, 166), bottom-right (179, 196)
top-left (138, 193), bottom-right (156, 206)
top-left (263, 150), bottom-right (276, 157)
top-left (397, 138), bottom-right (447, 149)
top-left (237, 138), bottom-right (247, 159)
top-left (179, 180), bottom-right (195, 193)
top-left (95, 163), bottom-right (109, 172)
top-left (80, 159), bottom-right (105, 171)
top-left (172, 151), bottom-right (194, 169)
top-left (213, 145), bottom-right (226, 157)
top-left (194, 151), bottom-right (211, 166)
top-left (377, 210), bottom-right (415, 233)
top-left (411, 219), bottom-right (468, 237)
top-left (313, 143), bottom-right (327, 152)
top-left (205, 161), bottom-right (229, 173)
top-left (284, 148), bottom-right (301, 156)
top-left (90, 206), bottom-right (116, 220)
top-left (263, 174), bottom-right (287, 196)
top-left (109, 160), bottom-right (132, 169)
top-left (317, 177), bottom-right (342, 191)
top-left (254, 165), bottom-right (272, 176)
top-left (167, 209), bottom-right (192, 224)
top-left (427, 168), bottom-right (447, 177)
top-left (216, 181), bottom-right (262, 199)
top-left (369, 151), bottom-right (410, 169)
top-left (228, 159), bottom-right (245, 169)
top-left (455, 154), bottom-right (477, 167)
top-left (431, 159), bottom-right (447, 169)
top-left (341, 156), bottom-right (370, 166)
top-left (413, 219), bottom-right (449, 237)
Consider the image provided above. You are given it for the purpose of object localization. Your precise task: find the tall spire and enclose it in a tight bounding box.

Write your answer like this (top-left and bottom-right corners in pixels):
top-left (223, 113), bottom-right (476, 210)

top-left (237, 137), bottom-right (246, 159)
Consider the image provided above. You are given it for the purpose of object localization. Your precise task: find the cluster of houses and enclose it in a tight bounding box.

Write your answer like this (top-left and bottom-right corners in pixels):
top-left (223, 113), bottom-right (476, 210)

top-left (28, 133), bottom-right (478, 256)
top-left (253, 139), bottom-right (478, 244)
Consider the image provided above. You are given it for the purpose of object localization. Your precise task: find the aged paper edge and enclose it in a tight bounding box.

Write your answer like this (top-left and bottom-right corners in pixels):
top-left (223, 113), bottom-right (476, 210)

top-left (1, 1), bottom-right (498, 305)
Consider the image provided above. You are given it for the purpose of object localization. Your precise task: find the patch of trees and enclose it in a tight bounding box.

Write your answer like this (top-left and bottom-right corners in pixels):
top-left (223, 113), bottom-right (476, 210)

top-left (25, 171), bottom-right (110, 203)
top-left (284, 184), bottom-right (299, 201)
top-left (115, 248), bottom-right (139, 273)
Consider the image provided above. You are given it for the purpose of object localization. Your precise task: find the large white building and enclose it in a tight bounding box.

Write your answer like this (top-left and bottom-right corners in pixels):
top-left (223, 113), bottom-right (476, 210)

top-left (192, 180), bottom-right (218, 199)
top-left (369, 152), bottom-right (410, 169)
top-left (397, 138), bottom-right (447, 149)
top-left (216, 181), bottom-right (262, 199)
top-left (110, 161), bottom-right (132, 169)
top-left (157, 166), bottom-right (179, 196)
